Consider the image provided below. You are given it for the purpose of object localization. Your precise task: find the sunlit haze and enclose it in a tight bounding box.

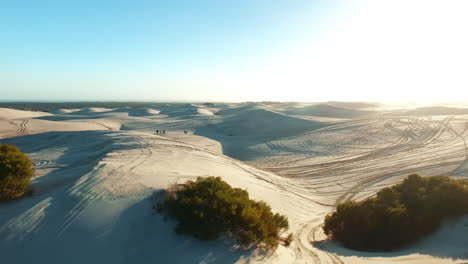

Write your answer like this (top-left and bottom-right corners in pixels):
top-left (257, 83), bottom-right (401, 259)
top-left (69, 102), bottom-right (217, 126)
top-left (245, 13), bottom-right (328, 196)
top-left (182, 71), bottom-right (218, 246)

top-left (2, 0), bottom-right (467, 103)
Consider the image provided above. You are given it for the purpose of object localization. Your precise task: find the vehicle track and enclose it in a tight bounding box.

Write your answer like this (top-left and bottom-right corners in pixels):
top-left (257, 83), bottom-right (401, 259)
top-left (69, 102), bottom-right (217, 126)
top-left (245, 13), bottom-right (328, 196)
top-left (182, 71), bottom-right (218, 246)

top-left (1, 119), bottom-right (28, 139)
top-left (293, 221), bottom-right (344, 264)
top-left (84, 121), bottom-right (114, 131)
top-left (56, 136), bottom-right (155, 237)
top-left (33, 160), bottom-right (50, 168)
top-left (333, 116), bottom-right (460, 204)
top-left (253, 116), bottom-right (468, 263)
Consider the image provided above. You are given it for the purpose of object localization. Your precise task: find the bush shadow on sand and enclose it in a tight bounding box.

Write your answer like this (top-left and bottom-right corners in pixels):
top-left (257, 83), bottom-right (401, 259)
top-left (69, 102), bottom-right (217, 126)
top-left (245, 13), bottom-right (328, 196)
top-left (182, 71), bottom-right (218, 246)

top-left (118, 197), bottom-right (255, 264)
top-left (0, 130), bottom-right (255, 264)
top-left (313, 216), bottom-right (468, 261)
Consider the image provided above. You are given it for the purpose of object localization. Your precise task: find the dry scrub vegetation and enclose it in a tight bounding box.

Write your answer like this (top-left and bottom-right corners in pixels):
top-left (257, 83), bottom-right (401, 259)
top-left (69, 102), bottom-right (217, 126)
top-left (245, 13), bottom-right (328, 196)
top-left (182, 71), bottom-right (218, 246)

top-left (156, 176), bottom-right (291, 250)
top-left (0, 144), bottom-right (34, 201)
top-left (324, 174), bottom-right (468, 251)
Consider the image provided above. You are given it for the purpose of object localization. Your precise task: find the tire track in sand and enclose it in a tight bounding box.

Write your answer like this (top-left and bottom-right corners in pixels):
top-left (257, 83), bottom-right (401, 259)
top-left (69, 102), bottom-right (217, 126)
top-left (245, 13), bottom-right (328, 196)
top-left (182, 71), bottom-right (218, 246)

top-left (1, 119), bottom-right (28, 139)
top-left (56, 136), bottom-right (154, 238)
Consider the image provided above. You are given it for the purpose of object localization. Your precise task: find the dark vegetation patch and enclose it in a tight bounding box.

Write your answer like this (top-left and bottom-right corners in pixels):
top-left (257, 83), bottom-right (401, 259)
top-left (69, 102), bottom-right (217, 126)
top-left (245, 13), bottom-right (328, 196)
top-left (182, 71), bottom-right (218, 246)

top-left (156, 176), bottom-right (291, 250)
top-left (0, 144), bottom-right (34, 201)
top-left (323, 174), bottom-right (468, 251)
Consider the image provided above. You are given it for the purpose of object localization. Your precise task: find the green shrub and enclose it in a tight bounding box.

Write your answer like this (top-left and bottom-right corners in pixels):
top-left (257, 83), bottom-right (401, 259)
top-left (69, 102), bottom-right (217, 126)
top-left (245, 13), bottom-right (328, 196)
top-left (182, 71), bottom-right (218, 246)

top-left (0, 144), bottom-right (35, 201)
top-left (323, 174), bottom-right (468, 251)
top-left (157, 176), bottom-right (290, 249)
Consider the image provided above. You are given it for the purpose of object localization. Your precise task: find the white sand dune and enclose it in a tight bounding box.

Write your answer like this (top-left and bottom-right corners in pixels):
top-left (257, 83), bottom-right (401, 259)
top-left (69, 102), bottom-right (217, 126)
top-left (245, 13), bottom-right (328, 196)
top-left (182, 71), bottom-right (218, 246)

top-left (0, 108), bottom-right (51, 120)
top-left (400, 106), bottom-right (468, 116)
top-left (158, 104), bottom-right (219, 118)
top-left (285, 104), bottom-right (374, 118)
top-left (69, 107), bottom-right (114, 115)
top-left (163, 132), bottom-right (223, 154)
top-left (0, 130), bottom-right (321, 264)
top-left (1, 102), bottom-right (468, 264)
top-left (51, 109), bottom-right (81, 114)
top-left (0, 118), bottom-right (121, 139)
top-left (214, 108), bottom-right (325, 136)
top-left (326, 101), bottom-right (379, 109)
top-left (51, 107), bottom-right (160, 118)
top-left (108, 107), bottom-right (160, 117)
top-left (159, 104), bottom-right (199, 116)
top-left (214, 103), bottom-right (262, 116)
top-left (197, 107), bottom-right (217, 116)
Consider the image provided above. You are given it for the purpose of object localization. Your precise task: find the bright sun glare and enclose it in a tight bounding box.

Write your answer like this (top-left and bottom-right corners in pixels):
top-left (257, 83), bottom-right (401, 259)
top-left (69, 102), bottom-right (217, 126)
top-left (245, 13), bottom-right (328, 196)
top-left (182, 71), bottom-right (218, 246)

top-left (211, 0), bottom-right (468, 103)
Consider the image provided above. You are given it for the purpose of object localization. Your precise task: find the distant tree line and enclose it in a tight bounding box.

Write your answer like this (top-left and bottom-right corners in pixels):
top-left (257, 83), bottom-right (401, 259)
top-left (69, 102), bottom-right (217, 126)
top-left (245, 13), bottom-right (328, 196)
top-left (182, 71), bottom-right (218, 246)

top-left (323, 174), bottom-right (468, 251)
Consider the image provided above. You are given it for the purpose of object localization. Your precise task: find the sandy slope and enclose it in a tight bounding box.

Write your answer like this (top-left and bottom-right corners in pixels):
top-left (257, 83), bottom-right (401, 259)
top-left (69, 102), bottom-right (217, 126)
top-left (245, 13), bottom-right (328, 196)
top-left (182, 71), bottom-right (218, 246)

top-left (401, 106), bottom-right (468, 116)
top-left (285, 104), bottom-right (374, 118)
top-left (0, 117), bottom-right (121, 139)
top-left (0, 107), bottom-right (51, 120)
top-left (0, 103), bottom-right (468, 264)
top-left (216, 108), bottom-right (325, 136)
top-left (0, 131), bottom-right (322, 264)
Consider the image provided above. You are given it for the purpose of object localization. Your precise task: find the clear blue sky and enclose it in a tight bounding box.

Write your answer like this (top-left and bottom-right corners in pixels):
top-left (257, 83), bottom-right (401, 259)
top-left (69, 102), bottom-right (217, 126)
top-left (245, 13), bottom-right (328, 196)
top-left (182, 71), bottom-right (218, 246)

top-left (2, 0), bottom-right (468, 102)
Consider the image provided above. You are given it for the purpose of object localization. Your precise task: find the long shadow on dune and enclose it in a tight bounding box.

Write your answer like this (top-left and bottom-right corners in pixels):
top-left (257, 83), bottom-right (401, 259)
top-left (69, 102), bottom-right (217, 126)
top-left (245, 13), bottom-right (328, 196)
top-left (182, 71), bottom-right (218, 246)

top-left (0, 193), bottom-right (252, 264)
top-left (118, 198), bottom-right (253, 264)
top-left (284, 104), bottom-right (374, 118)
top-left (313, 217), bottom-right (468, 260)
top-left (1, 131), bottom-right (253, 264)
top-left (194, 132), bottom-right (327, 161)
top-left (1, 131), bottom-right (141, 196)
top-left (157, 104), bottom-right (205, 118)
top-left (194, 108), bottom-right (331, 161)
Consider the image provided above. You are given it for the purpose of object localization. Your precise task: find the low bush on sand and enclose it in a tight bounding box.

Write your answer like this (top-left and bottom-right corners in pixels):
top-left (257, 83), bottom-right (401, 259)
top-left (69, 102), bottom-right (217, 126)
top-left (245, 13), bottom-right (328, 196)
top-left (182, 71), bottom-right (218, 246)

top-left (156, 176), bottom-right (290, 249)
top-left (0, 144), bottom-right (34, 201)
top-left (323, 174), bottom-right (468, 251)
